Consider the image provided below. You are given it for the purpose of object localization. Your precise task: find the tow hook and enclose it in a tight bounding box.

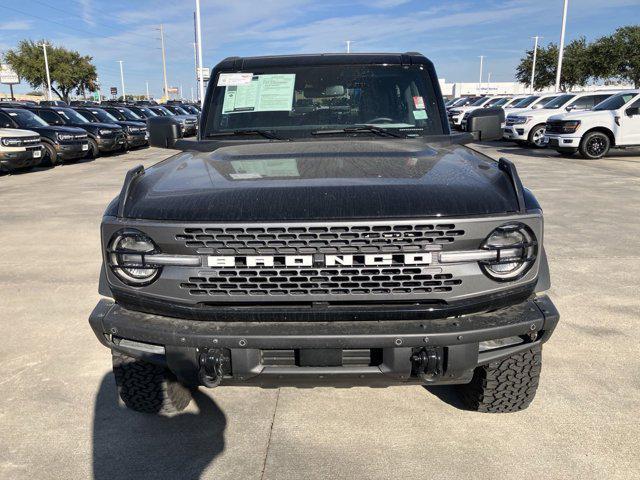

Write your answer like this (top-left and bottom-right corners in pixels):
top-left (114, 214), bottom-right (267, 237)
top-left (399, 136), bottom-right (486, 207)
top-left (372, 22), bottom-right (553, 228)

top-left (411, 347), bottom-right (443, 381)
top-left (198, 348), bottom-right (231, 388)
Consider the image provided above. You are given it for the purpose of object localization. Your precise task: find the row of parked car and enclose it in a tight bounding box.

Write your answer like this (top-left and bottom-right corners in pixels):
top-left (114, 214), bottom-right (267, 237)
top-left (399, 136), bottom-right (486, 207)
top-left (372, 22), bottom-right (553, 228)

top-left (0, 100), bottom-right (200, 173)
top-left (446, 90), bottom-right (640, 159)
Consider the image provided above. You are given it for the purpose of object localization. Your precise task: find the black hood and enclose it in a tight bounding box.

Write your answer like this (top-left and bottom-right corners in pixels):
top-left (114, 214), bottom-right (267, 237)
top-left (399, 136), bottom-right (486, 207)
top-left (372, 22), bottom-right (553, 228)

top-left (29, 125), bottom-right (86, 138)
top-left (120, 138), bottom-right (521, 222)
top-left (116, 120), bottom-right (146, 128)
top-left (71, 122), bottom-right (122, 131)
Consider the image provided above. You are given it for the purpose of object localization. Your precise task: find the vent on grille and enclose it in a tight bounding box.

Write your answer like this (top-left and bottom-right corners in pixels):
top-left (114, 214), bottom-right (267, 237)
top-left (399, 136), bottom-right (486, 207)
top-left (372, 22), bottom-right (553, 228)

top-left (261, 349), bottom-right (381, 367)
top-left (176, 224), bottom-right (465, 255)
top-left (544, 121), bottom-right (563, 134)
top-left (180, 267), bottom-right (462, 297)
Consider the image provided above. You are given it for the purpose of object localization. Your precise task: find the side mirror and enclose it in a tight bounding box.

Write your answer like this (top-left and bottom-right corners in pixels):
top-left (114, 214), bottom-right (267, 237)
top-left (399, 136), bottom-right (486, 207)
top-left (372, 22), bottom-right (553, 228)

top-left (147, 116), bottom-right (181, 148)
top-left (2, 122), bottom-right (11, 128)
top-left (466, 107), bottom-right (505, 141)
top-left (565, 105), bottom-right (575, 111)
top-left (626, 107), bottom-right (640, 117)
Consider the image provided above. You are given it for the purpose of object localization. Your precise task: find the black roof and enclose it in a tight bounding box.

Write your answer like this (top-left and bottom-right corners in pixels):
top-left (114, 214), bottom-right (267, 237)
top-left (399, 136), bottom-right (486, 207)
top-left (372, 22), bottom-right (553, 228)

top-left (215, 52), bottom-right (432, 70)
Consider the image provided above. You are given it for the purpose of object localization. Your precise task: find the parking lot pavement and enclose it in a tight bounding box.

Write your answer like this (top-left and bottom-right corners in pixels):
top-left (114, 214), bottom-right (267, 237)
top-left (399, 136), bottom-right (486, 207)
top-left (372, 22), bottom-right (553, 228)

top-left (1, 144), bottom-right (639, 480)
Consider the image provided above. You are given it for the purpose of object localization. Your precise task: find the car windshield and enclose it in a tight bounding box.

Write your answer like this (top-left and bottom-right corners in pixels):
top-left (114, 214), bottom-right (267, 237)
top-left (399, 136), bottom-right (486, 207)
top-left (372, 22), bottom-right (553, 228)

top-left (205, 64), bottom-right (444, 138)
top-left (153, 106), bottom-right (173, 116)
top-left (138, 107), bottom-right (157, 117)
top-left (87, 109), bottom-right (119, 123)
top-left (542, 94), bottom-right (576, 109)
top-left (593, 92), bottom-right (638, 111)
top-left (56, 108), bottom-right (89, 123)
top-left (488, 98), bottom-right (509, 107)
top-left (536, 96), bottom-right (559, 107)
top-left (512, 96), bottom-right (538, 108)
top-left (169, 106), bottom-right (189, 115)
top-left (6, 109), bottom-right (49, 127)
top-left (470, 97), bottom-right (488, 106)
top-left (117, 108), bottom-right (142, 120)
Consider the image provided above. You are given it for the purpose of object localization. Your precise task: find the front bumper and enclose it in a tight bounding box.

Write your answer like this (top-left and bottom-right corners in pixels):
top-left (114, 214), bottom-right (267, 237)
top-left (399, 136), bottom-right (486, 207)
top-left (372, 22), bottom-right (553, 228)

top-left (543, 134), bottom-right (580, 149)
top-left (97, 134), bottom-right (126, 152)
top-left (125, 132), bottom-right (149, 148)
top-left (89, 295), bottom-right (559, 387)
top-left (502, 125), bottom-right (530, 141)
top-left (0, 147), bottom-right (42, 169)
top-left (56, 141), bottom-right (89, 160)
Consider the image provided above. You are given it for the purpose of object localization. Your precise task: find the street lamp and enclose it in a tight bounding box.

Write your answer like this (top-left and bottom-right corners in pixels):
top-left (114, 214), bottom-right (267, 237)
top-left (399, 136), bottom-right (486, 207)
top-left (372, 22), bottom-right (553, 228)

top-left (555, 0), bottom-right (569, 92)
top-left (118, 60), bottom-right (126, 101)
top-left (530, 36), bottom-right (542, 94)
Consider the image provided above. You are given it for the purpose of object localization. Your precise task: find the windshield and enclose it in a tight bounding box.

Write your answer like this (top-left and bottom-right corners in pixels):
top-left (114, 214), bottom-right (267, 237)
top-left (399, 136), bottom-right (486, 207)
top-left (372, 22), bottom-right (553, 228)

top-left (116, 108), bottom-right (142, 121)
top-left (536, 96), bottom-right (559, 107)
top-left (487, 97), bottom-right (509, 107)
top-left (137, 107), bottom-right (157, 117)
top-left (542, 94), bottom-right (576, 109)
top-left (593, 92), bottom-right (638, 111)
top-left (87, 109), bottom-right (119, 123)
top-left (470, 97), bottom-right (488, 106)
top-left (512, 96), bottom-right (538, 108)
top-left (153, 106), bottom-right (173, 116)
top-left (205, 64), bottom-right (444, 138)
top-left (57, 108), bottom-right (89, 123)
top-left (168, 106), bottom-right (188, 115)
top-left (7, 109), bottom-right (49, 127)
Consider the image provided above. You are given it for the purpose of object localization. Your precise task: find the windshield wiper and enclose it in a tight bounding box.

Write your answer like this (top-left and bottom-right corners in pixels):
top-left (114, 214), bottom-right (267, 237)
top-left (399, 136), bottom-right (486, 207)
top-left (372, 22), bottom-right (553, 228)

top-left (207, 129), bottom-right (287, 140)
top-left (311, 125), bottom-right (406, 138)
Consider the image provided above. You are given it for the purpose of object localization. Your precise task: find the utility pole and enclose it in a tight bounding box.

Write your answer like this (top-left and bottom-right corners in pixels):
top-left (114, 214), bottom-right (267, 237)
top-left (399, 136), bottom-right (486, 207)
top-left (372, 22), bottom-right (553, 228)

top-left (487, 72), bottom-right (492, 83)
top-left (118, 60), bottom-right (126, 101)
top-left (191, 86), bottom-right (194, 102)
top-left (157, 24), bottom-right (169, 99)
top-left (345, 40), bottom-right (352, 53)
top-left (180, 83), bottom-right (183, 99)
top-left (195, 0), bottom-right (205, 107)
top-left (478, 55), bottom-right (484, 88)
top-left (146, 81), bottom-right (150, 100)
top-left (555, 0), bottom-right (569, 92)
top-left (192, 41), bottom-right (198, 101)
top-left (530, 35), bottom-right (542, 94)
top-left (40, 42), bottom-right (53, 100)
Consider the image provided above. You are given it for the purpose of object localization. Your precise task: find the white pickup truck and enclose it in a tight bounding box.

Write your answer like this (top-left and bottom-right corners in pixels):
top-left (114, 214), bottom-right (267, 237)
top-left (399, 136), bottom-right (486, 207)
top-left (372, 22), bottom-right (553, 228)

top-left (503, 92), bottom-right (614, 147)
top-left (544, 90), bottom-right (640, 158)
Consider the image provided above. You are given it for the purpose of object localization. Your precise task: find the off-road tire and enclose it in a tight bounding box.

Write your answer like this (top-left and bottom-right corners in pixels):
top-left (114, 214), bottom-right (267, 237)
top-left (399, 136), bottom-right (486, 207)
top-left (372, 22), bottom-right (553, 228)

top-left (457, 344), bottom-right (542, 413)
top-left (112, 352), bottom-right (193, 414)
top-left (579, 131), bottom-right (610, 159)
top-left (42, 142), bottom-right (57, 166)
top-left (87, 139), bottom-right (99, 159)
top-left (528, 124), bottom-right (546, 148)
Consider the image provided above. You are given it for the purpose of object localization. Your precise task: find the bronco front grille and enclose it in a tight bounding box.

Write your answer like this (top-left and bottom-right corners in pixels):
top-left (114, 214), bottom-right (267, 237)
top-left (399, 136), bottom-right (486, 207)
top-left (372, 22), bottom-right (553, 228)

top-left (180, 267), bottom-right (462, 297)
top-left (176, 224), bottom-right (465, 255)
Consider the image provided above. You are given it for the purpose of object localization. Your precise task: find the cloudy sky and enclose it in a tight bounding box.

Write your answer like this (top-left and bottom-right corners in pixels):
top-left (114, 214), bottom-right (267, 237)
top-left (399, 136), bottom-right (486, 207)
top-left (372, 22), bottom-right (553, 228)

top-left (1, 0), bottom-right (639, 98)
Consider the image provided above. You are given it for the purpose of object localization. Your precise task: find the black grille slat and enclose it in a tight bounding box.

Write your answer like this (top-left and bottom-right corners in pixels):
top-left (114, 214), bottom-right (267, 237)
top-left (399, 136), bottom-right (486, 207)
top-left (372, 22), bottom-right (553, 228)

top-left (180, 268), bottom-right (461, 297)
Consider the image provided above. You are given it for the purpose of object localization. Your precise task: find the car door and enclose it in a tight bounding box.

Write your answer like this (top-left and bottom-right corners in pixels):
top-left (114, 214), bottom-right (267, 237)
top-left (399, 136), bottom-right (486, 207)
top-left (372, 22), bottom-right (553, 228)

top-left (619, 97), bottom-right (640, 146)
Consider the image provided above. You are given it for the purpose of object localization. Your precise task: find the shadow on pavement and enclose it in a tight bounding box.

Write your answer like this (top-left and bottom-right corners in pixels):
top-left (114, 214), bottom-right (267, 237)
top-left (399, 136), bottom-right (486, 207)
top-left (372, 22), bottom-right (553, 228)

top-left (93, 374), bottom-right (226, 480)
top-left (423, 385), bottom-right (469, 410)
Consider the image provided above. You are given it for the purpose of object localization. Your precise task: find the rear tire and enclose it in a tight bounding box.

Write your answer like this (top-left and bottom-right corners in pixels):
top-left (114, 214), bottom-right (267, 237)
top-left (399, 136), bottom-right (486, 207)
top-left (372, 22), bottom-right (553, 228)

top-left (457, 344), bottom-right (542, 413)
top-left (112, 352), bottom-right (193, 415)
top-left (528, 124), bottom-right (546, 148)
top-left (87, 139), bottom-right (99, 159)
top-left (579, 131), bottom-right (610, 159)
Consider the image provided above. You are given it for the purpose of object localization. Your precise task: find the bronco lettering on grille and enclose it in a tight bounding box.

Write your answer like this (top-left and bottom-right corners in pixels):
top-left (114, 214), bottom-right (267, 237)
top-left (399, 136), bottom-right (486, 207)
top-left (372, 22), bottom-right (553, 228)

top-left (207, 253), bottom-right (432, 268)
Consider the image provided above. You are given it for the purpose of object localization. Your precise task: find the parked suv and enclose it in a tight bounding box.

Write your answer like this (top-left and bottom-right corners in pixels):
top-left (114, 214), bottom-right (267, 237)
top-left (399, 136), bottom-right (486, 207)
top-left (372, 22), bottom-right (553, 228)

top-left (0, 108), bottom-right (88, 165)
top-left (506, 94), bottom-right (558, 114)
top-left (89, 52), bottom-right (558, 416)
top-left (26, 106), bottom-right (125, 158)
top-left (149, 105), bottom-right (198, 136)
top-left (503, 92), bottom-right (614, 147)
top-left (74, 107), bottom-right (148, 150)
top-left (448, 96), bottom-right (510, 129)
top-left (0, 128), bottom-right (42, 171)
top-left (544, 90), bottom-right (640, 158)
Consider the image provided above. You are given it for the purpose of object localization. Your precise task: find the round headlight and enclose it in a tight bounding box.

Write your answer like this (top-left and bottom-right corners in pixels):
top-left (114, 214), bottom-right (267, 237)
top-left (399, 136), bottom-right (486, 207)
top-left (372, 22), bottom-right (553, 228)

top-left (108, 230), bottom-right (161, 286)
top-left (480, 224), bottom-right (537, 281)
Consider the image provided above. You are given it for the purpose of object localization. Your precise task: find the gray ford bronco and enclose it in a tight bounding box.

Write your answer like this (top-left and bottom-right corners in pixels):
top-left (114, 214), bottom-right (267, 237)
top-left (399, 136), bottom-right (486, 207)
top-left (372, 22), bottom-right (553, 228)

top-left (89, 52), bottom-right (558, 414)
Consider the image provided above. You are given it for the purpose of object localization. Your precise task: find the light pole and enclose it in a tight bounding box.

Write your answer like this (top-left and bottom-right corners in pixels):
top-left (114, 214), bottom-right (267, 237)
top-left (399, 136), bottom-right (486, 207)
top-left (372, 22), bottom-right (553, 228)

top-left (555, 0), bottom-right (569, 92)
top-left (530, 35), bottom-right (542, 93)
top-left (40, 42), bottom-right (52, 100)
top-left (478, 55), bottom-right (485, 90)
top-left (118, 60), bottom-right (126, 101)
top-left (345, 40), bottom-right (352, 53)
top-left (192, 41), bottom-right (199, 102)
top-left (157, 24), bottom-right (169, 99)
top-left (146, 81), bottom-right (150, 100)
top-left (195, 0), bottom-right (205, 107)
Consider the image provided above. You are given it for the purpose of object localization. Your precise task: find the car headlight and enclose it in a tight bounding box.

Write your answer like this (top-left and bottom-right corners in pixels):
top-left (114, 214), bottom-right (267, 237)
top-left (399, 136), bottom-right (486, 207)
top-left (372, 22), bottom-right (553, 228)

top-left (108, 230), bottom-right (161, 286)
top-left (479, 224), bottom-right (537, 281)
top-left (509, 116), bottom-right (531, 125)
top-left (57, 133), bottom-right (74, 142)
top-left (560, 120), bottom-right (581, 133)
top-left (1, 137), bottom-right (21, 147)
top-left (99, 129), bottom-right (113, 136)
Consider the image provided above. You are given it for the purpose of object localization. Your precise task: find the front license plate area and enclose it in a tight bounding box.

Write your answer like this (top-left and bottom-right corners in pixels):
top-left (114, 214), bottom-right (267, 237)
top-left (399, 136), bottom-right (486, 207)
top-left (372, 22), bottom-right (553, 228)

top-left (82, 144), bottom-right (89, 151)
top-left (33, 150), bottom-right (42, 158)
top-left (298, 349), bottom-right (343, 367)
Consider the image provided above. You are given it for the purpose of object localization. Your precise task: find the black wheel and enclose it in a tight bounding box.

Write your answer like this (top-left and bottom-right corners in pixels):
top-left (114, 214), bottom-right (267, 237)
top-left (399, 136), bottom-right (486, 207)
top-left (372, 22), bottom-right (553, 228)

top-left (528, 124), bottom-right (546, 148)
top-left (42, 143), bottom-right (58, 166)
top-left (112, 352), bottom-right (193, 414)
top-left (457, 344), bottom-right (542, 413)
top-left (579, 131), bottom-right (610, 159)
top-left (87, 139), bottom-right (99, 159)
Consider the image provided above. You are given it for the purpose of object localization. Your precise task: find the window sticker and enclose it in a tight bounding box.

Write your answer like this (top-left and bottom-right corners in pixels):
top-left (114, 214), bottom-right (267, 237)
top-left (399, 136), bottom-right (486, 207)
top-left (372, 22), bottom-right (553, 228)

top-left (413, 96), bottom-right (425, 109)
top-left (217, 73), bottom-right (253, 86)
top-left (413, 110), bottom-right (428, 120)
top-left (230, 158), bottom-right (300, 178)
top-left (222, 74), bottom-right (296, 114)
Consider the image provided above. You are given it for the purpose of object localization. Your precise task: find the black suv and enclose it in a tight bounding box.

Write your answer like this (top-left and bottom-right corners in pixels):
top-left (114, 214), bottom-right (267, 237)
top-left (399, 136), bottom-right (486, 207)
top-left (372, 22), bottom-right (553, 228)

top-left (0, 107), bottom-right (88, 165)
top-left (25, 106), bottom-right (125, 158)
top-left (90, 53), bottom-right (558, 415)
top-left (74, 107), bottom-right (148, 150)
top-left (149, 105), bottom-right (198, 136)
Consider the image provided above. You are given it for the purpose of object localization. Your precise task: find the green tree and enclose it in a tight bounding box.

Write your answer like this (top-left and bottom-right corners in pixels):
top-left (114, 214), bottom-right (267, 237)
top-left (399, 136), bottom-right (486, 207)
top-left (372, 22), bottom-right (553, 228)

top-left (591, 25), bottom-right (640, 87)
top-left (516, 38), bottom-right (591, 91)
top-left (5, 39), bottom-right (98, 102)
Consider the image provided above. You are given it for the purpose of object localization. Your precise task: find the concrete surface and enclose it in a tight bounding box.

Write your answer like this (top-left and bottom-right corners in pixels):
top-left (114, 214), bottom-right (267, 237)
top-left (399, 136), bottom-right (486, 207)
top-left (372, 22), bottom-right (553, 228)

top-left (0, 143), bottom-right (638, 480)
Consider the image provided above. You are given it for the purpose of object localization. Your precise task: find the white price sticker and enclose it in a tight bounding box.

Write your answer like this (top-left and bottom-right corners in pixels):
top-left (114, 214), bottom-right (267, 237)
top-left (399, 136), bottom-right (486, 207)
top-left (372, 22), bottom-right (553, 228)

top-left (217, 73), bottom-right (253, 87)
